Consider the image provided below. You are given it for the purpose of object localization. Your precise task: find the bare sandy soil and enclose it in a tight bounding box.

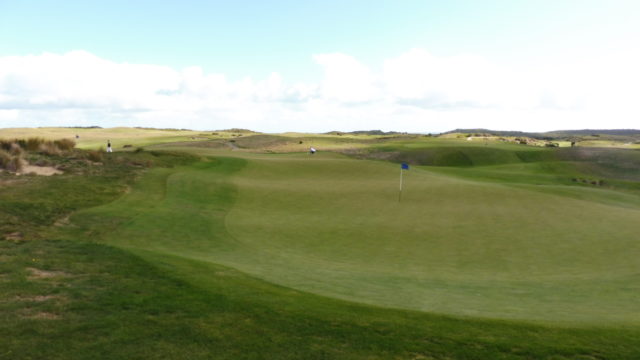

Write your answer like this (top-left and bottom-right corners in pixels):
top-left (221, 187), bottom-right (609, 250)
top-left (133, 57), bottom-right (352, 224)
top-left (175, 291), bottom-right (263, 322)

top-left (18, 165), bottom-right (62, 176)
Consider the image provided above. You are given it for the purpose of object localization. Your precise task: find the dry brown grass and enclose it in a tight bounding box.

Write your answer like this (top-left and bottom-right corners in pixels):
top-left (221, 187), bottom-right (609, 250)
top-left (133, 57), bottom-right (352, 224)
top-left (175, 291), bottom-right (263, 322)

top-left (38, 142), bottom-right (62, 156)
top-left (24, 137), bottom-right (46, 151)
top-left (6, 156), bottom-right (24, 172)
top-left (0, 149), bottom-right (10, 168)
top-left (53, 138), bottom-right (76, 151)
top-left (9, 142), bottom-right (22, 156)
top-left (86, 150), bottom-right (104, 162)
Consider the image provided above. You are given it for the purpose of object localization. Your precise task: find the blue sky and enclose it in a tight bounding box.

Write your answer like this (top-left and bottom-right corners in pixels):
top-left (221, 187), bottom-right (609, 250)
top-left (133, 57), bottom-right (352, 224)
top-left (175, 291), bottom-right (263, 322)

top-left (1, 1), bottom-right (639, 131)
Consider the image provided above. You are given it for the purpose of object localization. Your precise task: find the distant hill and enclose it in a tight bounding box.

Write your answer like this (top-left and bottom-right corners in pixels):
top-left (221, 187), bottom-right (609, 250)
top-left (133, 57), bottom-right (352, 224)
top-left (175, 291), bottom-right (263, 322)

top-left (545, 129), bottom-right (640, 137)
top-left (444, 128), bottom-right (640, 140)
top-left (326, 130), bottom-right (407, 136)
top-left (215, 128), bottom-right (259, 134)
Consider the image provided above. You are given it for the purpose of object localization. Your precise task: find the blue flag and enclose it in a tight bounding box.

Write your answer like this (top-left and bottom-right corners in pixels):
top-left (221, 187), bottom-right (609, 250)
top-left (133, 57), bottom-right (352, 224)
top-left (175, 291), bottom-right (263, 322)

top-left (401, 163), bottom-right (409, 170)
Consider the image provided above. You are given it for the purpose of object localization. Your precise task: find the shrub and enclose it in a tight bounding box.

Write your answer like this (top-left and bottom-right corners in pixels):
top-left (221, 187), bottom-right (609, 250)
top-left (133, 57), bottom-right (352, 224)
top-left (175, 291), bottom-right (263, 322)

top-left (0, 140), bottom-right (14, 151)
top-left (39, 142), bottom-right (62, 156)
top-left (53, 138), bottom-right (76, 151)
top-left (0, 149), bottom-right (10, 169)
top-left (87, 150), bottom-right (103, 163)
top-left (9, 143), bottom-right (23, 156)
top-left (25, 137), bottom-right (46, 151)
top-left (6, 156), bottom-right (24, 172)
top-left (134, 147), bottom-right (144, 153)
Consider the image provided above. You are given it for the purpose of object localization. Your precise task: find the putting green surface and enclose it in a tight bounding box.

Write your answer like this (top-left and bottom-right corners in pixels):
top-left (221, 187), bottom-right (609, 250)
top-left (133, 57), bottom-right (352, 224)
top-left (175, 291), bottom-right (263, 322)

top-left (70, 147), bottom-right (640, 325)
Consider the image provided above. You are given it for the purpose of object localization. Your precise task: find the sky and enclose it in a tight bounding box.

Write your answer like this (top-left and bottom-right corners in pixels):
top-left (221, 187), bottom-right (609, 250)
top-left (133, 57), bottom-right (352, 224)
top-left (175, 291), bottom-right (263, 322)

top-left (1, 0), bottom-right (639, 132)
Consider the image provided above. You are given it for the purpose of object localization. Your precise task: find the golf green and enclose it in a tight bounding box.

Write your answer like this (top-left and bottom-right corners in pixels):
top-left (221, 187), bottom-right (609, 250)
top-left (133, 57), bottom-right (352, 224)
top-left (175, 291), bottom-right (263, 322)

top-left (70, 147), bottom-right (640, 325)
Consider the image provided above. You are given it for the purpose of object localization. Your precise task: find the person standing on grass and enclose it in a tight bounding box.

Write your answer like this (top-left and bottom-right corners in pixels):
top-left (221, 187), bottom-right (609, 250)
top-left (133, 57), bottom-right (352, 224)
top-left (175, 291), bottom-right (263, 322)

top-left (107, 140), bottom-right (113, 153)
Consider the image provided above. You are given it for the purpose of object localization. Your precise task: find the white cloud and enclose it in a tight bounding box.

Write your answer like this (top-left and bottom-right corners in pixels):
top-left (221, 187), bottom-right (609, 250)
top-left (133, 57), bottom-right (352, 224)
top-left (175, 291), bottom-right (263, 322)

top-left (313, 53), bottom-right (380, 103)
top-left (0, 49), bottom-right (639, 132)
top-left (383, 49), bottom-right (510, 107)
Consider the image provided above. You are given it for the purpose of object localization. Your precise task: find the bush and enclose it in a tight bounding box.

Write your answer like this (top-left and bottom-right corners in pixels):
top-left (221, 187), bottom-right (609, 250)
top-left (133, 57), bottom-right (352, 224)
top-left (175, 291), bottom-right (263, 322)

top-left (87, 150), bottom-right (104, 163)
top-left (25, 137), bottom-right (46, 151)
top-left (6, 156), bottom-right (24, 172)
top-left (0, 149), bottom-right (10, 169)
top-left (9, 143), bottom-right (23, 156)
top-left (54, 138), bottom-right (76, 151)
top-left (39, 142), bottom-right (62, 156)
top-left (0, 140), bottom-right (14, 151)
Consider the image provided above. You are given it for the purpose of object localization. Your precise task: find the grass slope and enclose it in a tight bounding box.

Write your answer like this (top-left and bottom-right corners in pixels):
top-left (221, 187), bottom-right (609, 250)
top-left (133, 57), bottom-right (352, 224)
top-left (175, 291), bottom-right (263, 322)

top-left (3, 134), bottom-right (640, 358)
top-left (7, 239), bottom-right (640, 359)
top-left (4, 152), bottom-right (640, 358)
top-left (70, 147), bottom-right (640, 324)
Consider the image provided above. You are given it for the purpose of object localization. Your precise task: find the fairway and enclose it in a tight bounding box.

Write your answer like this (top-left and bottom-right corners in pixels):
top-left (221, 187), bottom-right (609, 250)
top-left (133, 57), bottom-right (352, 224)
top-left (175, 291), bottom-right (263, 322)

top-left (70, 146), bottom-right (640, 324)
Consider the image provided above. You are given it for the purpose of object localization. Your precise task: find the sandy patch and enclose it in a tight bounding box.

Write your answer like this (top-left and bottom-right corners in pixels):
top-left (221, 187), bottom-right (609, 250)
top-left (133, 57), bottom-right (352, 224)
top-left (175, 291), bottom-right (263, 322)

top-left (28, 312), bottom-right (60, 320)
top-left (54, 216), bottom-right (71, 227)
top-left (27, 267), bottom-right (70, 280)
top-left (18, 165), bottom-right (63, 176)
top-left (14, 295), bottom-right (61, 302)
top-left (4, 232), bottom-right (23, 241)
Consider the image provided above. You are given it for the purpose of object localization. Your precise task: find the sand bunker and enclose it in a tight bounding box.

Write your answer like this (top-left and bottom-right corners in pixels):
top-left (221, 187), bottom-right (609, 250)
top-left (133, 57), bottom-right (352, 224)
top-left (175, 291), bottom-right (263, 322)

top-left (19, 165), bottom-right (63, 176)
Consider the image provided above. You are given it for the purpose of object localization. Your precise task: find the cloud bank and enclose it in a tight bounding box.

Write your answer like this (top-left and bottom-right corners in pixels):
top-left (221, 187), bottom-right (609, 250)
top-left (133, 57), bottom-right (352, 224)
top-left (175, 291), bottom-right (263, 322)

top-left (1, 49), bottom-right (638, 132)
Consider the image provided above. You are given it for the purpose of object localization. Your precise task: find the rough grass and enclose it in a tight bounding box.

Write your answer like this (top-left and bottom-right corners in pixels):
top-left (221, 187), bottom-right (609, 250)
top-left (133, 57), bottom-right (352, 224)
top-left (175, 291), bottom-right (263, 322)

top-left (0, 149), bottom-right (198, 240)
top-left (0, 127), bottom-right (242, 150)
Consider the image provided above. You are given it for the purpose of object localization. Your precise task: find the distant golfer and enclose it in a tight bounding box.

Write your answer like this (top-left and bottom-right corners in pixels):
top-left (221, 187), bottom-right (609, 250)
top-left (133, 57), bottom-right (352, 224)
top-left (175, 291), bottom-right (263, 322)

top-left (107, 140), bottom-right (113, 153)
top-left (309, 147), bottom-right (316, 155)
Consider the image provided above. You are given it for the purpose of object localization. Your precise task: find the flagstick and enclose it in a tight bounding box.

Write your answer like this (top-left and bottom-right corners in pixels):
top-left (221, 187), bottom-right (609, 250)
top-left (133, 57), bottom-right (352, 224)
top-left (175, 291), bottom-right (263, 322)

top-left (399, 167), bottom-right (403, 202)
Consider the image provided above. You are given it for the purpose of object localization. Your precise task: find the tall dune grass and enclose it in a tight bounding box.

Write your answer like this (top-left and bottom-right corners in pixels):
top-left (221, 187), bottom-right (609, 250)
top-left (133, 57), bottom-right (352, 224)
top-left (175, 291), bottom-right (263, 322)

top-left (0, 137), bottom-right (76, 172)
